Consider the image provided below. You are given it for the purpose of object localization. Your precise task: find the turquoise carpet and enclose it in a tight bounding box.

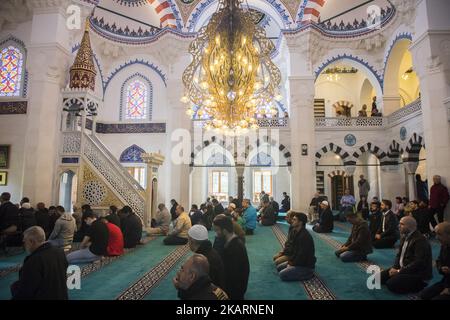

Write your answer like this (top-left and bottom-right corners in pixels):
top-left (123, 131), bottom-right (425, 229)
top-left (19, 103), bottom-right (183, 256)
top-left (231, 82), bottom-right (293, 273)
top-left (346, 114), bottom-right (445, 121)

top-left (144, 226), bottom-right (310, 300)
top-left (0, 223), bottom-right (443, 300)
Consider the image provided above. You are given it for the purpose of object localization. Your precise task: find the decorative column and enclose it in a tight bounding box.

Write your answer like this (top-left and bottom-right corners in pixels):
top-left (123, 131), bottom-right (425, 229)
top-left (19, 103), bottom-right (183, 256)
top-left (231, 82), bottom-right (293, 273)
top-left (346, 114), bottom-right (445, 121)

top-left (142, 153), bottom-right (165, 227)
top-left (236, 164), bottom-right (245, 203)
top-left (22, 0), bottom-right (72, 204)
top-left (410, 0), bottom-right (450, 219)
top-left (404, 161), bottom-right (419, 201)
top-left (289, 76), bottom-right (316, 212)
top-left (167, 79), bottom-right (191, 207)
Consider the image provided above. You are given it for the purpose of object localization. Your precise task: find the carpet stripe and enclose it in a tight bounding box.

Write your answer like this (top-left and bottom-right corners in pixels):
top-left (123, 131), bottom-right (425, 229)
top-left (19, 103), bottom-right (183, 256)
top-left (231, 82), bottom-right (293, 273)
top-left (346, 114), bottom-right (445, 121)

top-left (271, 224), bottom-right (337, 300)
top-left (116, 245), bottom-right (190, 300)
top-left (0, 265), bottom-right (21, 279)
top-left (79, 236), bottom-right (155, 278)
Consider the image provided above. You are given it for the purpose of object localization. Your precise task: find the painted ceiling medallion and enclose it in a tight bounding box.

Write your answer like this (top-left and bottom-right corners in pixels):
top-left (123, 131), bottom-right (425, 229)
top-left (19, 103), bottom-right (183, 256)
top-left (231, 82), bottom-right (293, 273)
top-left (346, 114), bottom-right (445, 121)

top-left (114, 0), bottom-right (148, 7)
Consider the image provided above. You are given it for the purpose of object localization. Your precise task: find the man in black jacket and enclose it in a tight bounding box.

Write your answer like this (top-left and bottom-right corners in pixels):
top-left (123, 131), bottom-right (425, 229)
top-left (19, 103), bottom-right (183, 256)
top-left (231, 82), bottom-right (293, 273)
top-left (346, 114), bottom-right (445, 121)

top-left (270, 197), bottom-right (279, 216)
top-left (0, 192), bottom-right (20, 249)
top-left (335, 211), bottom-right (373, 262)
top-left (280, 192), bottom-right (290, 213)
top-left (213, 214), bottom-right (249, 300)
top-left (380, 216), bottom-right (433, 294)
top-left (173, 254), bottom-right (228, 300)
top-left (120, 206), bottom-right (142, 248)
top-left (277, 212), bottom-right (315, 281)
top-left (259, 199), bottom-right (276, 226)
top-left (373, 200), bottom-right (399, 249)
top-left (313, 201), bottom-right (333, 233)
top-left (35, 202), bottom-right (50, 237)
top-left (106, 205), bottom-right (121, 228)
top-left (368, 201), bottom-right (382, 241)
top-left (188, 224), bottom-right (225, 289)
top-left (212, 199), bottom-right (225, 220)
top-left (11, 226), bottom-right (68, 300)
top-left (420, 222), bottom-right (450, 300)
top-left (308, 191), bottom-right (325, 223)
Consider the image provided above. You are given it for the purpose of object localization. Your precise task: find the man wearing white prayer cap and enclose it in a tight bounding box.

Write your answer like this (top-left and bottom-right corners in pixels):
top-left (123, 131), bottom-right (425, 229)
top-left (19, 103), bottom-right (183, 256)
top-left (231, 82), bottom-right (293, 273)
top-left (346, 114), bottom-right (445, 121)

top-left (187, 225), bottom-right (225, 289)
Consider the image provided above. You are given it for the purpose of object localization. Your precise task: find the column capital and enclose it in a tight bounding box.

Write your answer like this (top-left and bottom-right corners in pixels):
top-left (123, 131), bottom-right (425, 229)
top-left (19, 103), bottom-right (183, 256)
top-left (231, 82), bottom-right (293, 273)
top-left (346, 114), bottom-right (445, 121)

top-left (142, 153), bottom-right (165, 167)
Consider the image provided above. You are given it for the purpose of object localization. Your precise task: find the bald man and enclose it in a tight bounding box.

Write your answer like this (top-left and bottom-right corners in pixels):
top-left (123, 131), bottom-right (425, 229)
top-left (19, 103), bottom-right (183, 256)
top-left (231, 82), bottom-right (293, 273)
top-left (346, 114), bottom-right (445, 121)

top-left (420, 222), bottom-right (450, 300)
top-left (379, 216), bottom-right (433, 294)
top-left (173, 254), bottom-right (228, 300)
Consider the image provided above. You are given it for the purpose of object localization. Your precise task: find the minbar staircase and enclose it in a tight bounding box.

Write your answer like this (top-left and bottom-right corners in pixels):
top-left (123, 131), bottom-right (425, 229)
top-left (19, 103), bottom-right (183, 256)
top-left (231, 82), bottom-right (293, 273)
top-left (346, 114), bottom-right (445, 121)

top-left (61, 131), bottom-right (146, 220)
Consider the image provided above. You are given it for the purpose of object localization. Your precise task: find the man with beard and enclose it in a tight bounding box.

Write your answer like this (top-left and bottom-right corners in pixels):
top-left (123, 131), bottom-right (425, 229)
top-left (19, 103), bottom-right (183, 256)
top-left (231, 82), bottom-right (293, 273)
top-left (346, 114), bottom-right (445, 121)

top-left (373, 200), bottom-right (399, 249)
top-left (213, 214), bottom-right (249, 300)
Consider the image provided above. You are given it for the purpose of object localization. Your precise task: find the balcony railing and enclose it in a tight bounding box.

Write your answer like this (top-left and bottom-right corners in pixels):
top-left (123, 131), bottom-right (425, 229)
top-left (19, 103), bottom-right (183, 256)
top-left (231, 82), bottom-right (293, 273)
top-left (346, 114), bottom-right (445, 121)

top-left (315, 116), bottom-right (386, 129)
top-left (315, 99), bottom-right (422, 130)
top-left (387, 99), bottom-right (422, 125)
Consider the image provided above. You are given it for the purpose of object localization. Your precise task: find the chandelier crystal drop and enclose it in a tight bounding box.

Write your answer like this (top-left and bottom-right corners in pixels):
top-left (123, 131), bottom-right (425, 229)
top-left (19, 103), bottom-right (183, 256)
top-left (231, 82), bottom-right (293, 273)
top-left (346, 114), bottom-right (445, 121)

top-left (182, 0), bottom-right (282, 133)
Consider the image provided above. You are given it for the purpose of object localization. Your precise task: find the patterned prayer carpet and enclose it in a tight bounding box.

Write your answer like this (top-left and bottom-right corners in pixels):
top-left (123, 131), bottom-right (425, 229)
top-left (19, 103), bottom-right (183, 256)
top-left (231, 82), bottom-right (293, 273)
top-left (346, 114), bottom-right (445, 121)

top-left (0, 223), bottom-right (443, 300)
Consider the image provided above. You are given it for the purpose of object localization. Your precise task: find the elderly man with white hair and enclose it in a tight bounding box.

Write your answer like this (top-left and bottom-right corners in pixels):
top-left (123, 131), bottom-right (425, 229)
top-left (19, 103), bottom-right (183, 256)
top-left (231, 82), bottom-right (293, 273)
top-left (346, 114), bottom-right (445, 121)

top-left (11, 226), bottom-right (69, 300)
top-left (379, 216), bottom-right (433, 294)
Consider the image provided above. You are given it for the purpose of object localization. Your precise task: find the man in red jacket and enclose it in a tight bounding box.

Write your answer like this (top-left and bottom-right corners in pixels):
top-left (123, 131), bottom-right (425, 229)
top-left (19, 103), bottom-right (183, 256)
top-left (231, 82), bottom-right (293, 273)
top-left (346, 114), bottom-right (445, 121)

top-left (430, 175), bottom-right (450, 228)
top-left (100, 217), bottom-right (124, 256)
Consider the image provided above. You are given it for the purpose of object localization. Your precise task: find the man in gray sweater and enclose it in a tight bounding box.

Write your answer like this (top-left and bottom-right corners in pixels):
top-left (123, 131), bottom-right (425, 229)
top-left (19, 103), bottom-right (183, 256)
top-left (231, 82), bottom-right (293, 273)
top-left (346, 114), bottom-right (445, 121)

top-left (47, 206), bottom-right (76, 252)
top-left (146, 203), bottom-right (171, 235)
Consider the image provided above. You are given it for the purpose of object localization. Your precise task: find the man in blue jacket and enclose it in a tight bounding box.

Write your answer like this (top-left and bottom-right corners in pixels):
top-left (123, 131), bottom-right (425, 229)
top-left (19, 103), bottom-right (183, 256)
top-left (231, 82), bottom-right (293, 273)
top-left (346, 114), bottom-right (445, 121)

top-left (242, 199), bottom-right (257, 235)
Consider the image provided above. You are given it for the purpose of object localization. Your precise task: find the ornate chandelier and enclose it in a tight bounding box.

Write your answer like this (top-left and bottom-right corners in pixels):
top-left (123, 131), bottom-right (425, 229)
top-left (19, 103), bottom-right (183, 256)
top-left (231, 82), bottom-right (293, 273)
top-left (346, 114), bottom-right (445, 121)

top-left (181, 0), bottom-right (282, 133)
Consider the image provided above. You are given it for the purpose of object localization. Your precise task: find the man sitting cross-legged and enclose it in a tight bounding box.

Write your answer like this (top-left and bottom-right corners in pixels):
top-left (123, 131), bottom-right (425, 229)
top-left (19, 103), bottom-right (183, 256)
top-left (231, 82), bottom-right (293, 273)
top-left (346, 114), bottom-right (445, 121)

top-left (66, 211), bottom-right (109, 264)
top-left (312, 201), bottom-right (334, 234)
top-left (164, 205), bottom-right (192, 245)
top-left (335, 211), bottom-right (373, 262)
top-left (419, 222), bottom-right (450, 300)
top-left (145, 203), bottom-right (171, 236)
top-left (373, 199), bottom-right (399, 249)
top-left (379, 216), bottom-right (433, 294)
top-left (277, 212), bottom-right (316, 282)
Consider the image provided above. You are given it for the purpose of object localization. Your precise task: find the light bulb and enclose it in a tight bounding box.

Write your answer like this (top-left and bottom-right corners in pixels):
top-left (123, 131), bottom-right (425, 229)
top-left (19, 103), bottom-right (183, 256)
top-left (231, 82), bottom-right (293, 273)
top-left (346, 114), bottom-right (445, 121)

top-left (227, 91), bottom-right (237, 101)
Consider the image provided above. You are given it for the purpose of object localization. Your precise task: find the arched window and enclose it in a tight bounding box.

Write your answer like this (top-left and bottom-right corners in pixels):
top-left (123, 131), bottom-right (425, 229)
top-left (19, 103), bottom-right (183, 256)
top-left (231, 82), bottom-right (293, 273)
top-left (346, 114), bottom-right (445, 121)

top-left (0, 46), bottom-right (24, 97)
top-left (120, 73), bottom-right (153, 121)
top-left (120, 144), bottom-right (147, 188)
top-left (125, 79), bottom-right (147, 120)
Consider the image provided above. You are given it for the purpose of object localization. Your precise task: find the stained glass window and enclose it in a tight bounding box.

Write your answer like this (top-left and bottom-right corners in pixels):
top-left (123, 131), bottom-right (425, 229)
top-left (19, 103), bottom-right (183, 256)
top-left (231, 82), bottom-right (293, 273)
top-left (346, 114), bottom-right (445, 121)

top-left (0, 46), bottom-right (23, 97)
top-left (125, 79), bottom-right (147, 120)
